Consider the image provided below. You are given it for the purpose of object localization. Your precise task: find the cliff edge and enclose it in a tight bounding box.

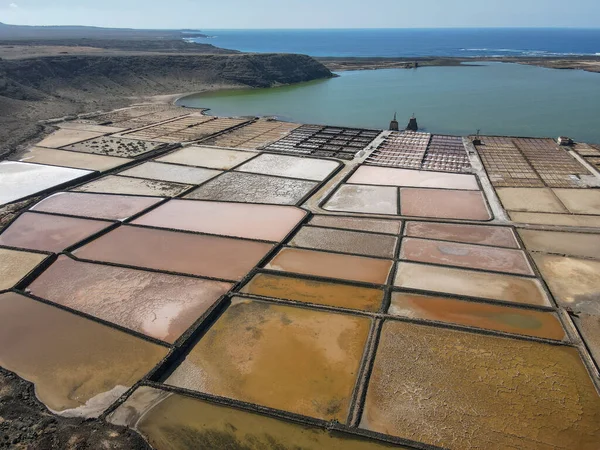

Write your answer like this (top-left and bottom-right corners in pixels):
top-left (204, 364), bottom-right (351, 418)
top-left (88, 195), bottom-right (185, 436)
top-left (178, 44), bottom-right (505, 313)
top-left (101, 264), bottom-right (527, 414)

top-left (0, 53), bottom-right (333, 157)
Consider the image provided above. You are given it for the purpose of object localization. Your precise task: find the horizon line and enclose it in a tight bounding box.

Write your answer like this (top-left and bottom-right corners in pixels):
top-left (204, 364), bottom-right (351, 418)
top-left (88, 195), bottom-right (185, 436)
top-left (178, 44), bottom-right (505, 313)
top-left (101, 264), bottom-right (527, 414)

top-left (2, 22), bottom-right (600, 31)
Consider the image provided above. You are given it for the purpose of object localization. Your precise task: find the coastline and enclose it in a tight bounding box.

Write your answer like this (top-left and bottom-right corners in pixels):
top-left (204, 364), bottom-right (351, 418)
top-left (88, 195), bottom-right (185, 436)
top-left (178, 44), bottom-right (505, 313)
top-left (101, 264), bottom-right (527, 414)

top-left (0, 51), bottom-right (333, 160)
top-left (1, 28), bottom-right (599, 159)
top-left (317, 56), bottom-right (600, 73)
top-left (1, 27), bottom-right (600, 450)
top-left (5, 53), bottom-right (598, 160)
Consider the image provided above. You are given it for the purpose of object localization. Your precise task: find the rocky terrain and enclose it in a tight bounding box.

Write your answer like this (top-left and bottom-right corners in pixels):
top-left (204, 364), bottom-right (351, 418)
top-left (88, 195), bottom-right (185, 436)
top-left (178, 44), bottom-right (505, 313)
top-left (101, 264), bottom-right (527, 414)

top-left (0, 22), bottom-right (207, 40)
top-left (0, 52), bottom-right (333, 158)
top-left (319, 55), bottom-right (600, 72)
top-left (497, 56), bottom-right (600, 73)
top-left (0, 367), bottom-right (151, 449)
top-left (0, 38), bottom-right (235, 56)
top-left (0, 23), bottom-right (333, 158)
top-left (318, 56), bottom-right (467, 71)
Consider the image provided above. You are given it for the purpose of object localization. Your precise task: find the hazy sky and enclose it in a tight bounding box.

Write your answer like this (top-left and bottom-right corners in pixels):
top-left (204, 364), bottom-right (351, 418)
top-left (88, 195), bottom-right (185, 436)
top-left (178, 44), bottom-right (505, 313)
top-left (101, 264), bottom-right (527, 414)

top-left (1, 0), bottom-right (599, 29)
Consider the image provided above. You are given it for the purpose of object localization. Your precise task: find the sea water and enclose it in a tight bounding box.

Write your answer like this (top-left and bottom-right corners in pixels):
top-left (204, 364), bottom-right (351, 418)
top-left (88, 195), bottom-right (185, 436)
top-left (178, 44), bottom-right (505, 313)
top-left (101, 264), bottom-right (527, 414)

top-left (192, 28), bottom-right (600, 57)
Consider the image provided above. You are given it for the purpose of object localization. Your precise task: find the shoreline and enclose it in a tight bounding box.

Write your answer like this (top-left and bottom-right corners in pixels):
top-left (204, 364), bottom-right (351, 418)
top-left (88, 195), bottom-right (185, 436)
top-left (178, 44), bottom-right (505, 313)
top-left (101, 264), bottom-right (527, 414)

top-left (0, 52), bottom-right (332, 160)
top-left (317, 56), bottom-right (600, 73)
top-left (1, 34), bottom-right (599, 159)
top-left (2, 29), bottom-right (600, 450)
top-left (3, 53), bottom-right (598, 161)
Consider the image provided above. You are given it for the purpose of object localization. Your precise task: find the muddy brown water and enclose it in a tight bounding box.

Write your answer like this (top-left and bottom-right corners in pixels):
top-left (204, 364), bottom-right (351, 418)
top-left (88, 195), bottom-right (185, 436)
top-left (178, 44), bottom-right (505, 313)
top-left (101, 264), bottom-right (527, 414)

top-left (0, 292), bottom-right (167, 417)
top-left (509, 211), bottom-right (600, 228)
top-left (497, 187), bottom-right (567, 213)
top-left (574, 314), bottom-right (600, 369)
top-left (553, 189), bottom-right (600, 215)
top-left (533, 254), bottom-right (600, 314)
top-left (389, 292), bottom-right (566, 340)
top-left (518, 229), bottom-right (600, 260)
top-left (265, 247), bottom-right (393, 284)
top-left (109, 386), bottom-right (402, 449)
top-left (166, 298), bottom-right (371, 422)
top-left (240, 273), bottom-right (384, 312)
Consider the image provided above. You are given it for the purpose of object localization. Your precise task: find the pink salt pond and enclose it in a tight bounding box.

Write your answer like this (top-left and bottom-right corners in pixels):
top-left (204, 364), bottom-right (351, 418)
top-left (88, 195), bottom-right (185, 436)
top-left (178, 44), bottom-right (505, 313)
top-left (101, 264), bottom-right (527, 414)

top-left (0, 212), bottom-right (113, 253)
top-left (400, 237), bottom-right (534, 275)
top-left (30, 192), bottom-right (163, 221)
top-left (349, 166), bottom-right (479, 190)
top-left (404, 221), bottom-right (519, 248)
top-left (400, 188), bottom-right (491, 220)
top-left (133, 200), bottom-right (306, 242)
top-left (73, 225), bottom-right (273, 281)
top-left (27, 256), bottom-right (233, 344)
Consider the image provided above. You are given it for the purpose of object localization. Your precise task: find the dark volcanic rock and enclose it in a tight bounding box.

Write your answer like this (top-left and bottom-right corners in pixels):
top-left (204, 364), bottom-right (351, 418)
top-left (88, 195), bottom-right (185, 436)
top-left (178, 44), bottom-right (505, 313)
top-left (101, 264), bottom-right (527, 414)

top-left (0, 53), bottom-right (333, 100)
top-left (0, 22), bottom-right (208, 41)
top-left (0, 38), bottom-right (235, 54)
top-left (0, 53), bottom-right (333, 158)
top-left (0, 367), bottom-right (151, 450)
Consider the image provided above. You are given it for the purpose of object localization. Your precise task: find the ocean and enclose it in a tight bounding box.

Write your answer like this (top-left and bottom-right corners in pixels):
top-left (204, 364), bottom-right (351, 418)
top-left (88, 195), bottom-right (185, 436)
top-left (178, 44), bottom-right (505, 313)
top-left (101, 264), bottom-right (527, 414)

top-left (183, 29), bottom-right (600, 143)
top-left (191, 28), bottom-right (600, 58)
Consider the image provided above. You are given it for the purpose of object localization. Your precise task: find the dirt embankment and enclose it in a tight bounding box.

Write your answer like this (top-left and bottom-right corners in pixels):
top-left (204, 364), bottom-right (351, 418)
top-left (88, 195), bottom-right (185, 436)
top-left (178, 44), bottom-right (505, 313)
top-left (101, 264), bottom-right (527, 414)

top-left (0, 367), bottom-right (150, 449)
top-left (493, 56), bottom-right (600, 73)
top-left (319, 56), bottom-right (600, 73)
top-left (318, 57), bottom-right (467, 71)
top-left (0, 52), bottom-right (333, 158)
top-left (0, 38), bottom-right (236, 56)
top-left (0, 21), bottom-right (207, 40)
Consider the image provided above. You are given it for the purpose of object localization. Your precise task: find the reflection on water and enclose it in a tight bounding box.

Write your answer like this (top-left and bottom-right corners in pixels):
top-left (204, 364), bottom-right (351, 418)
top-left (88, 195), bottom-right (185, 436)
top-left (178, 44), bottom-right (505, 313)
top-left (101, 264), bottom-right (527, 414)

top-left (109, 386), bottom-right (402, 449)
top-left (178, 63), bottom-right (600, 143)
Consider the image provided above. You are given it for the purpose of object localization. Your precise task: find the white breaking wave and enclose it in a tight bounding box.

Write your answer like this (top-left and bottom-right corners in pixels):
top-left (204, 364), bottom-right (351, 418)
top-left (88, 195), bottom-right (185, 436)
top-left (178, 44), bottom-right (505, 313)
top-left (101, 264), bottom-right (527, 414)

top-left (460, 48), bottom-right (598, 57)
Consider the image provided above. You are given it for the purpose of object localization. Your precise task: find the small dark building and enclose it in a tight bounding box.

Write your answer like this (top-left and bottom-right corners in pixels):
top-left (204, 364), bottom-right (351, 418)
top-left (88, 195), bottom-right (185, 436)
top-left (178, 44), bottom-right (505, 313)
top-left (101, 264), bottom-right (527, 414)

top-left (389, 113), bottom-right (399, 131)
top-left (406, 114), bottom-right (418, 131)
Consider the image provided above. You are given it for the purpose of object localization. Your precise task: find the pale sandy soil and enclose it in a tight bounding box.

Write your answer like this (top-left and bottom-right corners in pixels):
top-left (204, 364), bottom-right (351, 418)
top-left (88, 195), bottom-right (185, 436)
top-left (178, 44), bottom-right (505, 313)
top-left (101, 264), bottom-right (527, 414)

top-left (319, 56), bottom-right (600, 73)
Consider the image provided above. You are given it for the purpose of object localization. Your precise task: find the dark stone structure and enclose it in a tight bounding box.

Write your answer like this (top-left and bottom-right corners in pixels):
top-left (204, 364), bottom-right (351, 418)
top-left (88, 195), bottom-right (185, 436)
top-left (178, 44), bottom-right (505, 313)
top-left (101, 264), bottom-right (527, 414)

top-left (389, 113), bottom-right (399, 131)
top-left (406, 115), bottom-right (418, 131)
